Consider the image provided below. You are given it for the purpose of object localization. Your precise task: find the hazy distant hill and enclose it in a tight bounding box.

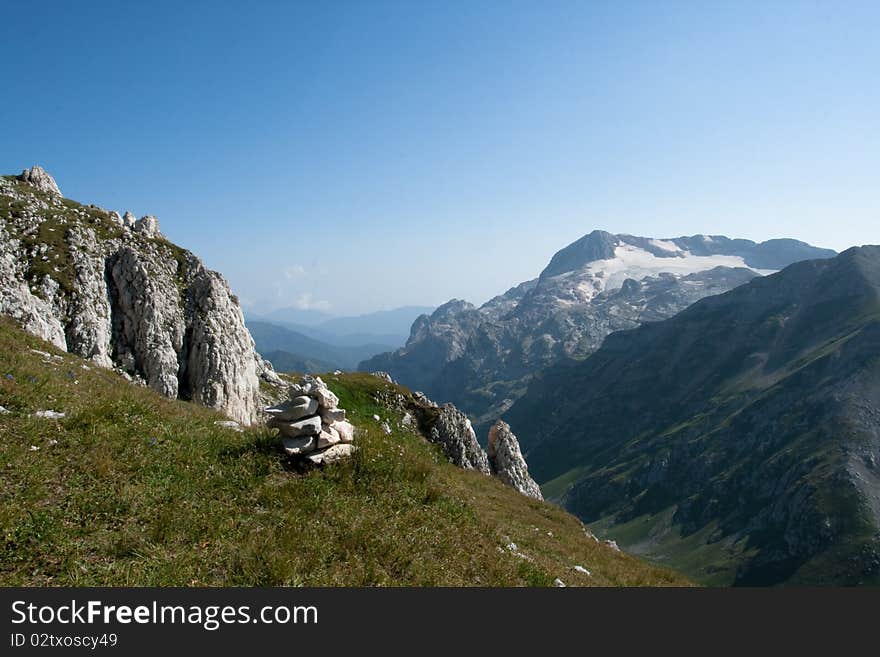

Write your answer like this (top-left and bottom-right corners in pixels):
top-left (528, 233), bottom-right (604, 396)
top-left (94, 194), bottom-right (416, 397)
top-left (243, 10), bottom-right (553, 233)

top-left (248, 305), bottom-right (434, 352)
top-left (246, 320), bottom-right (395, 372)
top-left (263, 307), bottom-right (334, 326)
top-left (319, 306), bottom-right (435, 338)
top-left (259, 349), bottom-right (337, 375)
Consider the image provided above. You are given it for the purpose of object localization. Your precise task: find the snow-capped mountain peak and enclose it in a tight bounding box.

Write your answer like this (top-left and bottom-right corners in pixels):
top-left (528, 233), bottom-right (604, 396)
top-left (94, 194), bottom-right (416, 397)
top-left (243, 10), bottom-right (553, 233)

top-left (361, 229), bottom-right (836, 428)
top-left (556, 240), bottom-right (779, 305)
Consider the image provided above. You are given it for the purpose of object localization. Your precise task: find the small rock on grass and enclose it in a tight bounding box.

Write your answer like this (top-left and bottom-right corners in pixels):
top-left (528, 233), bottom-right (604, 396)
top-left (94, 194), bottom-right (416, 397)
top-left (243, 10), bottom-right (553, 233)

top-left (35, 410), bottom-right (65, 419)
top-left (317, 427), bottom-right (340, 449)
top-left (331, 420), bottom-right (355, 443)
top-left (305, 443), bottom-right (355, 466)
top-left (214, 420), bottom-right (243, 432)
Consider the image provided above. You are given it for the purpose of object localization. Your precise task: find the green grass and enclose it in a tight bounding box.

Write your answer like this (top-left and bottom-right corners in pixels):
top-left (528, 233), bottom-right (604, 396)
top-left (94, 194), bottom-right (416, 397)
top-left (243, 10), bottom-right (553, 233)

top-left (590, 507), bottom-right (758, 586)
top-left (0, 317), bottom-right (689, 586)
top-left (539, 466), bottom-right (589, 503)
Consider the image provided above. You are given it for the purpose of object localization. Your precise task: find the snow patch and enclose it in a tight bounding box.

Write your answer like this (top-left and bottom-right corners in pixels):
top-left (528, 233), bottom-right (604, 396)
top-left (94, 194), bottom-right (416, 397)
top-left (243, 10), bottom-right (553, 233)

top-left (649, 239), bottom-right (680, 253)
top-left (582, 244), bottom-right (776, 295)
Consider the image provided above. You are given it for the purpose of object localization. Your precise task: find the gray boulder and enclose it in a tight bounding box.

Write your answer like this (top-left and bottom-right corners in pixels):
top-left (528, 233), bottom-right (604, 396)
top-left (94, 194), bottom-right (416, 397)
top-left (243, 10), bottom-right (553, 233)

top-left (330, 420), bottom-right (355, 443)
top-left (266, 395), bottom-right (318, 421)
top-left (268, 414), bottom-right (322, 438)
top-left (306, 443), bottom-right (355, 466)
top-left (282, 435), bottom-right (318, 455)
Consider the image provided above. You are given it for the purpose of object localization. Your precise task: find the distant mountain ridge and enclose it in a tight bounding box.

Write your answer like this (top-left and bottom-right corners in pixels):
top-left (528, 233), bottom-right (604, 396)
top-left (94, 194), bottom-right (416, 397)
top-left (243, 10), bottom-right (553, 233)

top-left (505, 245), bottom-right (880, 585)
top-left (246, 306), bottom-right (435, 368)
top-left (318, 306), bottom-right (436, 337)
top-left (259, 350), bottom-right (337, 375)
top-left (246, 320), bottom-right (393, 372)
top-left (255, 305), bottom-right (434, 345)
top-left (361, 230), bottom-right (836, 429)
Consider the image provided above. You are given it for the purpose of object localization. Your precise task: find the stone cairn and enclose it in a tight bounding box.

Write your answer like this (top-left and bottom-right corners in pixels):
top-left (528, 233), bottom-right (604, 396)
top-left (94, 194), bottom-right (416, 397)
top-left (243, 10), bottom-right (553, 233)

top-left (265, 375), bottom-right (356, 466)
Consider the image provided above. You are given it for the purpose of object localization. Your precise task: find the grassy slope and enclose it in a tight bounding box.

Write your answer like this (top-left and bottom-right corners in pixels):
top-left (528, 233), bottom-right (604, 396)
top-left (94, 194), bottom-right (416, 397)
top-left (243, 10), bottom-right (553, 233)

top-left (0, 317), bottom-right (688, 586)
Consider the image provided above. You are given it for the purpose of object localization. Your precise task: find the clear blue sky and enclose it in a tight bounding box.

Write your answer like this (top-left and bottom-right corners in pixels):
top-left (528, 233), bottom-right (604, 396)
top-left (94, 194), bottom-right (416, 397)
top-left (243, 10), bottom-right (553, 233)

top-left (2, 1), bottom-right (877, 315)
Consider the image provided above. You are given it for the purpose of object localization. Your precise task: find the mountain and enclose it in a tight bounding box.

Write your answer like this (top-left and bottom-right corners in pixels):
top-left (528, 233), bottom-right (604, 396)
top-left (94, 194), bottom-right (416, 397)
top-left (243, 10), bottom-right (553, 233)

top-left (0, 167), bottom-right (277, 424)
top-left (264, 306), bottom-right (335, 326)
top-left (246, 306), bottom-right (436, 371)
top-left (317, 306), bottom-right (435, 339)
top-left (260, 350), bottom-right (337, 374)
top-left (246, 320), bottom-right (394, 371)
top-left (250, 305), bottom-right (434, 350)
top-left (0, 316), bottom-right (688, 586)
top-left (505, 246), bottom-right (880, 585)
top-left (361, 230), bottom-right (836, 429)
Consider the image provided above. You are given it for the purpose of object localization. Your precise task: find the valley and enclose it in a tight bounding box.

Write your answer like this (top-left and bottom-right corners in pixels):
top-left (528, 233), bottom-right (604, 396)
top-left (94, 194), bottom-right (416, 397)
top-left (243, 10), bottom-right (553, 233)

top-left (1, 166), bottom-right (876, 587)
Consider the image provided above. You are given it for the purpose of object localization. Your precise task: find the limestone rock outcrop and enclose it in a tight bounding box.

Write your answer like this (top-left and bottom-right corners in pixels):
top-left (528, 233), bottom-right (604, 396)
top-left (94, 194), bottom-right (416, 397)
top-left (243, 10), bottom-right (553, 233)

top-left (133, 215), bottom-right (160, 238)
top-left (0, 167), bottom-right (273, 424)
top-left (267, 376), bottom-right (356, 465)
top-left (487, 420), bottom-right (543, 500)
top-left (369, 352), bottom-right (544, 497)
top-left (427, 404), bottom-right (490, 474)
top-left (0, 253), bottom-right (67, 349)
top-left (18, 166), bottom-right (62, 196)
top-left (256, 354), bottom-right (285, 386)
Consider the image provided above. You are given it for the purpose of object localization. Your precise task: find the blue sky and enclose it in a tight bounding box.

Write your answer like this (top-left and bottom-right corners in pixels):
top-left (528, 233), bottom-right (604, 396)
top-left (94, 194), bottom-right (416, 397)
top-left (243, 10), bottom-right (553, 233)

top-left (2, 1), bottom-right (877, 315)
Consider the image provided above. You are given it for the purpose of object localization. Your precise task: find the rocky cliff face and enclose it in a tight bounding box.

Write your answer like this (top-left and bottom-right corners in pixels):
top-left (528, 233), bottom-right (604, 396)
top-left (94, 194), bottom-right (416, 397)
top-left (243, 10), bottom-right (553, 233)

top-left (361, 231), bottom-right (836, 428)
top-left (427, 403), bottom-right (491, 474)
top-left (17, 165), bottom-right (62, 196)
top-left (0, 167), bottom-right (271, 424)
top-left (370, 378), bottom-right (540, 496)
top-left (487, 420), bottom-right (542, 500)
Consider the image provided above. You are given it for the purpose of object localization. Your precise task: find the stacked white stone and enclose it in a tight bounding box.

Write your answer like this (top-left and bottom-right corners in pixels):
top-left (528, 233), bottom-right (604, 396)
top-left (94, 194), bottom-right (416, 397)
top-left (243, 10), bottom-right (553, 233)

top-left (265, 376), bottom-right (356, 465)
